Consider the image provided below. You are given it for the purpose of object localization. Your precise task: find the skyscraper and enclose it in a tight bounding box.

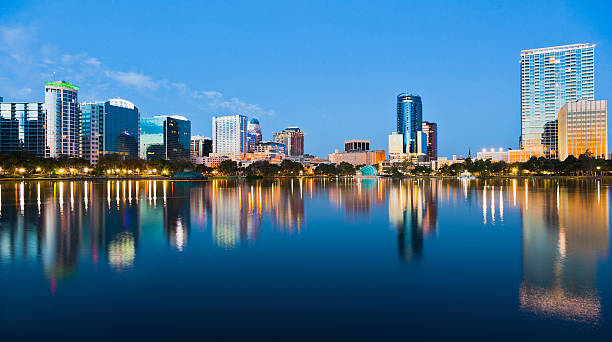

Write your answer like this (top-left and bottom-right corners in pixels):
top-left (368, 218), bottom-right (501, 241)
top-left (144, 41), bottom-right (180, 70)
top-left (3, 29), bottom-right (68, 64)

top-left (0, 101), bottom-right (47, 156)
top-left (397, 93), bottom-right (422, 154)
top-left (103, 99), bottom-right (140, 158)
top-left (422, 121), bottom-right (437, 160)
top-left (140, 115), bottom-right (191, 160)
top-left (558, 99), bottom-right (607, 161)
top-left (247, 118), bottom-right (262, 152)
top-left (44, 81), bottom-right (80, 158)
top-left (191, 135), bottom-right (213, 162)
top-left (273, 127), bottom-right (304, 156)
top-left (80, 102), bottom-right (104, 165)
top-left (520, 44), bottom-right (595, 158)
top-left (212, 114), bottom-right (248, 154)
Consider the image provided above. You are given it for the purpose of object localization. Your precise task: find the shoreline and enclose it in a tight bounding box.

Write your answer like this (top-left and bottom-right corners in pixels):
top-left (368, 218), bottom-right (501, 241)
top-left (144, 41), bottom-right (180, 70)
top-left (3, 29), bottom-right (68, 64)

top-left (0, 174), bottom-right (611, 182)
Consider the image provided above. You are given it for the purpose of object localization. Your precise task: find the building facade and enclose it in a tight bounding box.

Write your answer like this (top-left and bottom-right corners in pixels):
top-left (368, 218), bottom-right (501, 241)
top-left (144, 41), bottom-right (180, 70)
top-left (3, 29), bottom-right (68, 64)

top-left (80, 102), bottom-right (104, 165)
top-left (191, 135), bottom-right (212, 164)
top-left (254, 141), bottom-right (286, 161)
top-left (397, 93), bottom-right (422, 154)
top-left (476, 149), bottom-right (509, 162)
top-left (212, 115), bottom-right (248, 155)
top-left (0, 102), bottom-right (47, 156)
top-left (104, 99), bottom-right (140, 158)
top-left (328, 150), bottom-right (385, 167)
top-left (44, 81), bottom-right (80, 158)
top-left (558, 99), bottom-right (607, 161)
top-left (273, 127), bottom-right (304, 156)
top-left (247, 118), bottom-right (262, 152)
top-left (388, 132), bottom-right (403, 155)
top-left (344, 139), bottom-right (370, 152)
top-left (521, 44), bottom-right (595, 158)
top-left (422, 121), bottom-right (437, 160)
top-left (140, 115), bottom-right (191, 160)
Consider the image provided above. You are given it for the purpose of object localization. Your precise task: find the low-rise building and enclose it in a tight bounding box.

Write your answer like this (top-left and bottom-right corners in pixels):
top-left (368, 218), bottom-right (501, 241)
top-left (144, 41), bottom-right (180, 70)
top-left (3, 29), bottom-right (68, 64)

top-left (328, 149), bottom-right (385, 166)
top-left (476, 149), bottom-right (509, 162)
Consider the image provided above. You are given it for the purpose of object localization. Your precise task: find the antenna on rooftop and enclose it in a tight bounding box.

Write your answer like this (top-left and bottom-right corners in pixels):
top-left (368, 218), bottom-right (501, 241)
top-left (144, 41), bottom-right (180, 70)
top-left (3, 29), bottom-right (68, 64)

top-left (52, 72), bottom-right (56, 81)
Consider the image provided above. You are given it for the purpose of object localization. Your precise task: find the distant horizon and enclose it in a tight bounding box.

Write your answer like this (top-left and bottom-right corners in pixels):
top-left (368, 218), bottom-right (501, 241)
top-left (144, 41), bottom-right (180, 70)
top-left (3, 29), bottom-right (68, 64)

top-left (1, 1), bottom-right (611, 158)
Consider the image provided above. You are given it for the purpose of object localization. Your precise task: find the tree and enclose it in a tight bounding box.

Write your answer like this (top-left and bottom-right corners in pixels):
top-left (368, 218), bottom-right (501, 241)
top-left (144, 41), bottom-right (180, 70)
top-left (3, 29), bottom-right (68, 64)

top-left (217, 160), bottom-right (238, 175)
top-left (279, 159), bottom-right (304, 176)
top-left (337, 162), bottom-right (355, 175)
top-left (314, 163), bottom-right (338, 176)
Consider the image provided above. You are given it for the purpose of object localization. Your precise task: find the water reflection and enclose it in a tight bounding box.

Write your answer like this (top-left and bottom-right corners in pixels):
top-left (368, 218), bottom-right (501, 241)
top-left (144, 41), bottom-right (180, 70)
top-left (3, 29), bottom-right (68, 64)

top-left (0, 178), bottom-right (609, 325)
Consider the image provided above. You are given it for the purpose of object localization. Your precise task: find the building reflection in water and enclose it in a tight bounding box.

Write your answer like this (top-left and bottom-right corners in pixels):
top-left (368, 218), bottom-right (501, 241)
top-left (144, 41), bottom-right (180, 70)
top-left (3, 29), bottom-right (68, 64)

top-left (388, 179), bottom-right (438, 261)
top-left (0, 177), bottom-right (609, 321)
top-left (516, 180), bottom-right (609, 324)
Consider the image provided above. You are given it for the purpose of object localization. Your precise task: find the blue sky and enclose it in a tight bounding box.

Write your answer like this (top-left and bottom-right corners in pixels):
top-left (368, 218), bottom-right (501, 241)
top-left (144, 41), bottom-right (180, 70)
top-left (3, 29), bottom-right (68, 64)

top-left (1, 0), bottom-right (611, 158)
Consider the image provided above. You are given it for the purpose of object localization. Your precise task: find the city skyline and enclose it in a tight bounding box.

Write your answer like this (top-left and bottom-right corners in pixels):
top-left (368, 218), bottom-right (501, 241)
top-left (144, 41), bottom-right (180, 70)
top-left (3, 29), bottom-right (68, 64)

top-left (2, 1), bottom-right (612, 158)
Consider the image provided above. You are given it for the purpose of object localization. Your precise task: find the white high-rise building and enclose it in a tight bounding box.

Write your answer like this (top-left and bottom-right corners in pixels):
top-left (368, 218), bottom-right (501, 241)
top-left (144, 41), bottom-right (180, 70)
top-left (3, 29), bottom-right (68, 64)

top-left (44, 81), bottom-right (80, 157)
top-left (520, 44), bottom-right (595, 158)
top-left (212, 114), bottom-right (248, 154)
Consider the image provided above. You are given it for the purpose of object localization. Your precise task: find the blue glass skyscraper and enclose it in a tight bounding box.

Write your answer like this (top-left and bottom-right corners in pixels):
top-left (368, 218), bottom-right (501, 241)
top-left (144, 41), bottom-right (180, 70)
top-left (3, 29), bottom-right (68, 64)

top-left (396, 93), bottom-right (422, 154)
top-left (103, 99), bottom-right (140, 158)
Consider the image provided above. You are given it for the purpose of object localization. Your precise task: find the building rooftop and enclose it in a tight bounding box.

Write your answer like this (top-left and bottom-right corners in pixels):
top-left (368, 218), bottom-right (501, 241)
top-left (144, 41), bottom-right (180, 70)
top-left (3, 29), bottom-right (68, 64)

top-left (249, 118), bottom-right (260, 124)
top-left (521, 43), bottom-right (594, 55)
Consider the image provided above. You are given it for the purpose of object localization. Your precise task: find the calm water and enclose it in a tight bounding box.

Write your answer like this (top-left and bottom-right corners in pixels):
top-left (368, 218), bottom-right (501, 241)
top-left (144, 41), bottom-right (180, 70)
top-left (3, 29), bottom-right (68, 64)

top-left (0, 178), bottom-right (611, 340)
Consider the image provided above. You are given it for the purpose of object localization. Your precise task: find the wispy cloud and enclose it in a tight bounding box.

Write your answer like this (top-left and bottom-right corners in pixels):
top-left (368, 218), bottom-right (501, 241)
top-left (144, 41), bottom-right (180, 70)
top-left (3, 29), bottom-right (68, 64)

top-left (0, 24), bottom-right (274, 117)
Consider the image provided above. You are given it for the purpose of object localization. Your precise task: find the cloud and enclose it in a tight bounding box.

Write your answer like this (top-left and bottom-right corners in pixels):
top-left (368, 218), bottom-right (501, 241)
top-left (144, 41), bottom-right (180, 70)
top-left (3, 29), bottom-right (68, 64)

top-left (104, 70), bottom-right (160, 90)
top-left (0, 24), bottom-right (274, 117)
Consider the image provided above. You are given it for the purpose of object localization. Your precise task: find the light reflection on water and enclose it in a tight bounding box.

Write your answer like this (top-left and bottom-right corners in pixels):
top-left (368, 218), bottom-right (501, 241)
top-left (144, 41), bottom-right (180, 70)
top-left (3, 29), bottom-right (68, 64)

top-left (0, 178), bottom-right (610, 338)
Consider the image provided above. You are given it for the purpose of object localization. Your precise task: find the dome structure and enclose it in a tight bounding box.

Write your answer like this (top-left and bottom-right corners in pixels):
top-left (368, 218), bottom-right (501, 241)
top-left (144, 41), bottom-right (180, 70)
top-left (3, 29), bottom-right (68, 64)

top-left (249, 118), bottom-right (260, 124)
top-left (359, 165), bottom-right (378, 176)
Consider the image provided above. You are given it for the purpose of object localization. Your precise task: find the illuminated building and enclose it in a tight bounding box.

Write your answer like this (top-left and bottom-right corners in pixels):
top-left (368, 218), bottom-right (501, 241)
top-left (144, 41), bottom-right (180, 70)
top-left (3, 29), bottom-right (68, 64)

top-left (558, 99), bottom-right (607, 160)
top-left (80, 102), bottom-right (104, 165)
top-left (520, 44), bottom-right (595, 158)
top-left (140, 115), bottom-right (191, 160)
top-left (0, 101), bottom-right (47, 156)
top-left (388, 132), bottom-right (403, 155)
top-left (273, 127), bottom-right (304, 156)
top-left (190, 135), bottom-right (212, 164)
top-left (476, 149), bottom-right (509, 162)
top-left (328, 149), bottom-right (385, 166)
top-left (396, 93), bottom-right (422, 153)
top-left (254, 141), bottom-right (286, 160)
top-left (212, 114), bottom-right (248, 154)
top-left (44, 81), bottom-right (80, 157)
top-left (103, 99), bottom-right (140, 158)
top-left (422, 121), bottom-right (437, 160)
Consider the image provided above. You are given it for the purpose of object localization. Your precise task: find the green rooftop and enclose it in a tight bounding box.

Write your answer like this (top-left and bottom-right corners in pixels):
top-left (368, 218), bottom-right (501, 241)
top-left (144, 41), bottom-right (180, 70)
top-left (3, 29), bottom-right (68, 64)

top-left (45, 81), bottom-right (79, 90)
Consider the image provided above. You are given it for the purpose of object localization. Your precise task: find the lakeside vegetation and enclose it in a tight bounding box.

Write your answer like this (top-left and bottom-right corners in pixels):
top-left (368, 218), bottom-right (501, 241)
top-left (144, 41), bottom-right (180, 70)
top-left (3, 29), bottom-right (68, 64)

top-left (1, 152), bottom-right (611, 179)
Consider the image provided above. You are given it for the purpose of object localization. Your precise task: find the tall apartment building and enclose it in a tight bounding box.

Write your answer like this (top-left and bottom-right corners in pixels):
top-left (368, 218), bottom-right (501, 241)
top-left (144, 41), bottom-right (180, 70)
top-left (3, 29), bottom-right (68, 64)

top-left (140, 115), bottom-right (191, 160)
top-left (397, 93), bottom-right (422, 154)
top-left (212, 114), bottom-right (248, 154)
top-left (44, 81), bottom-right (80, 158)
top-left (520, 44), bottom-right (595, 158)
top-left (0, 101), bottom-right (47, 156)
top-left (273, 127), bottom-right (304, 156)
top-left (422, 121), bottom-right (437, 160)
top-left (558, 99), bottom-right (607, 161)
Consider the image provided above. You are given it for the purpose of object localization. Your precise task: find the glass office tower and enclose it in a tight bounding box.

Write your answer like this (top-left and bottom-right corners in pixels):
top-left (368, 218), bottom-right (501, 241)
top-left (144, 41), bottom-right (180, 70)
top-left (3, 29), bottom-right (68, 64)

top-left (44, 81), bottom-right (80, 158)
top-left (212, 114), bottom-right (248, 154)
top-left (80, 102), bottom-right (104, 165)
top-left (422, 121), bottom-right (437, 160)
top-left (397, 93), bottom-right (422, 154)
top-left (247, 118), bottom-right (262, 152)
top-left (521, 44), bottom-right (595, 158)
top-left (558, 99), bottom-right (607, 161)
top-left (0, 102), bottom-right (47, 156)
top-left (104, 99), bottom-right (140, 158)
top-left (140, 115), bottom-right (191, 160)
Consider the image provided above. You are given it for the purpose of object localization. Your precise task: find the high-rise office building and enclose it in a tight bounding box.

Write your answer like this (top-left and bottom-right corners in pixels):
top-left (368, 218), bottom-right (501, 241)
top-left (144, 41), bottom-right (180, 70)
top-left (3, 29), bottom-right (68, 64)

top-left (0, 102), bottom-right (47, 156)
top-left (191, 135), bottom-right (213, 163)
top-left (397, 93), bottom-right (422, 154)
top-left (344, 139), bottom-right (370, 152)
top-left (80, 102), bottom-right (104, 165)
top-left (388, 132), bottom-right (403, 155)
top-left (44, 81), bottom-right (80, 158)
top-left (273, 127), bottom-right (304, 156)
top-left (247, 118), bottom-right (262, 152)
top-left (104, 99), bottom-right (140, 158)
top-left (422, 121), bottom-right (437, 160)
top-left (558, 99), bottom-right (607, 161)
top-left (140, 115), bottom-right (191, 160)
top-left (521, 44), bottom-right (595, 158)
top-left (212, 115), bottom-right (248, 154)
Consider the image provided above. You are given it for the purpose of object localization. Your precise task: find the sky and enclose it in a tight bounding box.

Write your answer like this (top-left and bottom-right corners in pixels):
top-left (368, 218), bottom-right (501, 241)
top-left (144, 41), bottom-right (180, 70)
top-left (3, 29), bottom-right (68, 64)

top-left (1, 0), bottom-right (612, 158)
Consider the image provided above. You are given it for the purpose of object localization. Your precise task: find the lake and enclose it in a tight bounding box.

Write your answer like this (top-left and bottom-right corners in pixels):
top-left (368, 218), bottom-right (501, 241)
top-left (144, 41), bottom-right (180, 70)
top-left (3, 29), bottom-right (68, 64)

top-left (0, 178), bottom-right (611, 340)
